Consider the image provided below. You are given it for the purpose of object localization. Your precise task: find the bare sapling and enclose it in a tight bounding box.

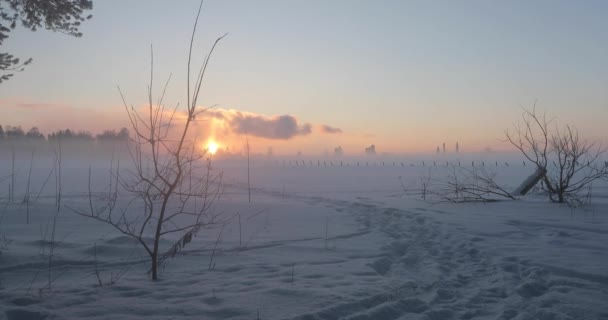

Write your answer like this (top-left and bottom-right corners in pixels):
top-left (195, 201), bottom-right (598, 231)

top-left (208, 223), bottom-right (225, 271)
top-left (47, 211), bottom-right (57, 291)
top-left (28, 209), bottom-right (73, 295)
top-left (238, 212), bottom-right (242, 249)
top-left (0, 201), bottom-right (10, 254)
top-left (399, 168), bottom-right (432, 200)
top-left (72, 0), bottom-right (226, 280)
top-left (421, 171), bottom-right (430, 201)
top-left (9, 145), bottom-right (15, 203)
top-left (504, 105), bottom-right (608, 204)
top-left (324, 215), bottom-right (329, 250)
top-left (23, 149), bottom-right (35, 224)
top-left (435, 166), bottom-right (515, 203)
top-left (36, 209), bottom-right (61, 294)
top-left (34, 164), bottom-right (55, 203)
top-left (51, 139), bottom-right (63, 211)
top-left (93, 242), bottom-right (103, 287)
top-left (411, 166), bottom-right (514, 203)
top-left (247, 137), bottom-right (251, 203)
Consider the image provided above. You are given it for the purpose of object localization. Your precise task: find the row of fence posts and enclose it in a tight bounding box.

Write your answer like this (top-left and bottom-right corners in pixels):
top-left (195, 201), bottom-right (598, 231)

top-left (276, 160), bottom-right (530, 168)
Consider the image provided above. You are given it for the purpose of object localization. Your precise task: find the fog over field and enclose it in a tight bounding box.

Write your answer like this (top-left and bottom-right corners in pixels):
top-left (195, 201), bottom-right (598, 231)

top-left (1, 140), bottom-right (607, 319)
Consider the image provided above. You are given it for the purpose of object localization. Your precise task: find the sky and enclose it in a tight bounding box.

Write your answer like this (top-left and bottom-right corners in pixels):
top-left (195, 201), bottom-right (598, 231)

top-left (1, 0), bottom-right (607, 155)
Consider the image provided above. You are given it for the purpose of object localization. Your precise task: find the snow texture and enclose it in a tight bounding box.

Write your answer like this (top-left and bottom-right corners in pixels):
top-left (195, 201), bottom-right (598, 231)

top-left (1, 152), bottom-right (607, 319)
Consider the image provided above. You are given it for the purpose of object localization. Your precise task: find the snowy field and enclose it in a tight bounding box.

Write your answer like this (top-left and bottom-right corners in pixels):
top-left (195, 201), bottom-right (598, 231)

top-left (1, 152), bottom-right (607, 320)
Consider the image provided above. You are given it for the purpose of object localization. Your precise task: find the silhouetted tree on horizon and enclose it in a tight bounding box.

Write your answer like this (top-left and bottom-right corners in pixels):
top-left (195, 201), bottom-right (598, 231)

top-left (5, 125), bottom-right (24, 138)
top-left (26, 126), bottom-right (44, 140)
top-left (95, 127), bottom-right (129, 141)
top-left (0, 124), bottom-right (131, 144)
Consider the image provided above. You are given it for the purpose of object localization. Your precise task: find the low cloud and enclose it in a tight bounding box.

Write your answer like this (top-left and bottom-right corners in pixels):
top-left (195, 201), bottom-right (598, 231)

top-left (16, 103), bottom-right (60, 109)
top-left (0, 99), bottom-right (67, 110)
top-left (207, 109), bottom-right (312, 140)
top-left (320, 124), bottom-right (342, 134)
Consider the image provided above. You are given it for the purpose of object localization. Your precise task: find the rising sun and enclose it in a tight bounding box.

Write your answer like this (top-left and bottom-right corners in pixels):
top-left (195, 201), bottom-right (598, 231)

top-left (206, 140), bottom-right (219, 155)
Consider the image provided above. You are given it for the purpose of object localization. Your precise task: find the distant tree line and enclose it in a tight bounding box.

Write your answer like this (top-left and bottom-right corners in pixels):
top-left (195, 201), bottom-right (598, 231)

top-left (0, 125), bottom-right (129, 142)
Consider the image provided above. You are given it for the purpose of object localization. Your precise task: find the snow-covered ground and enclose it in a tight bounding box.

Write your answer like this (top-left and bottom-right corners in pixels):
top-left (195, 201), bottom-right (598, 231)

top-left (1, 154), bottom-right (607, 319)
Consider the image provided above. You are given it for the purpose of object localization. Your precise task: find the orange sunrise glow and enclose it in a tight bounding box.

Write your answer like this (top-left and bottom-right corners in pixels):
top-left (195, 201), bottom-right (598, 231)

top-left (206, 140), bottom-right (219, 155)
